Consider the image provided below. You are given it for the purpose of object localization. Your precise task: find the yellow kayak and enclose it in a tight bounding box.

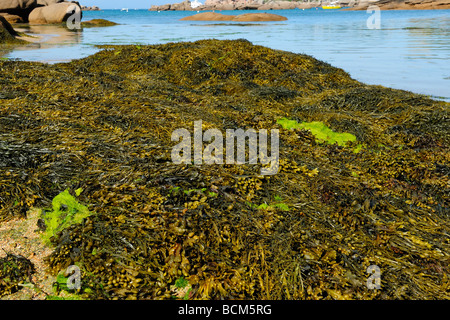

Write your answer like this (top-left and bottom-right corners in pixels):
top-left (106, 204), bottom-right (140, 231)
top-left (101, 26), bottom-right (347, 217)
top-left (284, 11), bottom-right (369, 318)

top-left (322, 5), bottom-right (341, 9)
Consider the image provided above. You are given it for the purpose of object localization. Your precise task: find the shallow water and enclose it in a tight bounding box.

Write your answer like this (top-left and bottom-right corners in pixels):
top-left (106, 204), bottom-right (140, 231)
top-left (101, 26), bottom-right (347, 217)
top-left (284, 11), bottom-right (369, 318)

top-left (4, 8), bottom-right (450, 101)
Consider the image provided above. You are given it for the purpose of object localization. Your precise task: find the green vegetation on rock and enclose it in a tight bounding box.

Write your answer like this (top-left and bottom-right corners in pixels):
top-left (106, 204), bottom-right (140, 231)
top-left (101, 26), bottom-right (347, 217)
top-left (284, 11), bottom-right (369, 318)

top-left (81, 19), bottom-right (119, 28)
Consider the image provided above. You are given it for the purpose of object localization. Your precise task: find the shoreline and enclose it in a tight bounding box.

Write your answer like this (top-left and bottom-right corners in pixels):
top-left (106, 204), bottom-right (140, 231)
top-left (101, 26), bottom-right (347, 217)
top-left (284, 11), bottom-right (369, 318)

top-left (149, 0), bottom-right (450, 11)
top-left (2, 11), bottom-right (449, 102)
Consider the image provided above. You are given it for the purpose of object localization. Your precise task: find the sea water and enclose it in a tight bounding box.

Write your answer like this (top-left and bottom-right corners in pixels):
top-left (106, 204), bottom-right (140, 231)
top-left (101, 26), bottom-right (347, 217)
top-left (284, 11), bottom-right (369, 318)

top-left (5, 8), bottom-right (450, 101)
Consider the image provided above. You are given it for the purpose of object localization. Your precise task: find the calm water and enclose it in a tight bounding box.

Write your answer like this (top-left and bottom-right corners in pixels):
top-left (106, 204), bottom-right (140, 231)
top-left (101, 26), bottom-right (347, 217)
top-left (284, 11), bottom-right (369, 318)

top-left (5, 9), bottom-right (450, 101)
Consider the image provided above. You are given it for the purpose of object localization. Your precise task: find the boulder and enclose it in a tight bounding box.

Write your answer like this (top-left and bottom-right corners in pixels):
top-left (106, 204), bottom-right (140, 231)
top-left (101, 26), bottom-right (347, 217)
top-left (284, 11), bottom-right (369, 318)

top-left (171, 0), bottom-right (193, 10)
top-left (219, 4), bottom-right (235, 10)
top-left (0, 0), bottom-right (37, 22)
top-left (180, 12), bottom-right (234, 21)
top-left (275, 1), bottom-right (299, 9)
top-left (0, 15), bottom-right (18, 36)
top-left (235, 3), bottom-right (260, 10)
top-left (257, 1), bottom-right (297, 10)
top-left (0, 12), bottom-right (25, 23)
top-left (0, 15), bottom-right (23, 43)
top-left (180, 12), bottom-right (287, 21)
top-left (28, 2), bottom-right (82, 24)
top-left (81, 19), bottom-right (118, 27)
top-left (346, 0), bottom-right (450, 10)
top-left (0, 0), bottom-right (37, 11)
top-left (159, 4), bottom-right (172, 10)
top-left (80, 5), bottom-right (100, 11)
top-left (232, 13), bottom-right (287, 21)
top-left (36, 0), bottom-right (64, 6)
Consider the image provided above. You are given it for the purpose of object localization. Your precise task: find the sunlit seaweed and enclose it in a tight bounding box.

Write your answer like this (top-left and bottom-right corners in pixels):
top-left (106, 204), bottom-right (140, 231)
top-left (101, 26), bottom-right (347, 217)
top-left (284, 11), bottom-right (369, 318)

top-left (0, 253), bottom-right (35, 297)
top-left (0, 39), bottom-right (449, 300)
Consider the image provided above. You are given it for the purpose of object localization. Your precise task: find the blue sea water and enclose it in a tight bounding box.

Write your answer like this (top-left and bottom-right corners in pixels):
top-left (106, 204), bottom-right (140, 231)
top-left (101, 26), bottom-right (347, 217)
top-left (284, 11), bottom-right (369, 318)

top-left (5, 8), bottom-right (450, 101)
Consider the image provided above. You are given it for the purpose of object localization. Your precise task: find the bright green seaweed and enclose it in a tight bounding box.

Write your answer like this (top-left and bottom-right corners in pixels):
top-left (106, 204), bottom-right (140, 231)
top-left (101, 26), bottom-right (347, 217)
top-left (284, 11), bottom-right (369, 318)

top-left (277, 118), bottom-right (357, 147)
top-left (41, 189), bottom-right (90, 245)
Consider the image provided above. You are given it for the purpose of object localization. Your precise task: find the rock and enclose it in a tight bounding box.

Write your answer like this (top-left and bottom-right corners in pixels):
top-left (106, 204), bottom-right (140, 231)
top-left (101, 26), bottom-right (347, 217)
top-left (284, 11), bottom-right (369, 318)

top-left (232, 12), bottom-right (288, 21)
top-left (81, 19), bottom-right (118, 27)
top-left (0, 15), bottom-right (18, 36)
top-left (159, 4), bottom-right (172, 11)
top-left (28, 1), bottom-right (82, 24)
top-left (180, 12), bottom-right (234, 20)
top-left (180, 12), bottom-right (287, 21)
top-left (219, 4), bottom-right (235, 10)
top-left (0, 0), bottom-right (37, 22)
top-left (345, 0), bottom-right (450, 10)
top-left (152, 0), bottom-right (322, 11)
top-left (234, 3), bottom-right (261, 10)
top-left (0, 12), bottom-right (25, 23)
top-left (272, 1), bottom-right (299, 9)
top-left (80, 5), bottom-right (100, 11)
top-left (171, 0), bottom-right (193, 10)
top-left (0, 0), bottom-right (37, 11)
top-left (36, 0), bottom-right (64, 6)
top-left (0, 15), bottom-right (23, 43)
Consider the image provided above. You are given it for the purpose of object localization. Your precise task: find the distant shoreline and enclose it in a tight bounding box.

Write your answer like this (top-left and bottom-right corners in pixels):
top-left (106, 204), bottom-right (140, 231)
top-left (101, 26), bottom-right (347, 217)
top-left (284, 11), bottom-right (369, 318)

top-left (148, 0), bottom-right (450, 12)
top-left (345, 0), bottom-right (450, 11)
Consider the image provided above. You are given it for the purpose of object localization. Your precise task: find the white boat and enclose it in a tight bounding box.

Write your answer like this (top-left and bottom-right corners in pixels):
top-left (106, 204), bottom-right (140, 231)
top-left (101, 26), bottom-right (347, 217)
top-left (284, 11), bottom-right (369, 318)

top-left (121, 8), bottom-right (129, 12)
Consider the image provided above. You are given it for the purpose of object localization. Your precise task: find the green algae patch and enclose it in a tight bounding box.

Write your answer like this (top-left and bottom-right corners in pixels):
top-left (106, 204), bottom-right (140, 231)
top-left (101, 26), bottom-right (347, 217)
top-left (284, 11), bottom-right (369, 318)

top-left (257, 195), bottom-right (290, 211)
top-left (81, 19), bottom-right (119, 28)
top-left (277, 118), bottom-right (357, 147)
top-left (41, 189), bottom-right (90, 245)
top-left (171, 277), bottom-right (192, 300)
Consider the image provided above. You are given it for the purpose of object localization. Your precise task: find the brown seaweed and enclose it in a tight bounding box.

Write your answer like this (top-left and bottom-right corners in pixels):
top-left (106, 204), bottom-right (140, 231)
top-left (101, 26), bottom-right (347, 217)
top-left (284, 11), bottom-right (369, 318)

top-left (0, 253), bottom-right (35, 297)
top-left (0, 39), bottom-right (448, 300)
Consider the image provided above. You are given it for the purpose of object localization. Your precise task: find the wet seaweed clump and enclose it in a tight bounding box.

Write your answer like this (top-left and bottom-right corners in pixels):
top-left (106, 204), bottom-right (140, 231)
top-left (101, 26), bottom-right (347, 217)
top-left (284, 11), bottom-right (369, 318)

top-left (81, 19), bottom-right (119, 28)
top-left (0, 39), bottom-right (449, 300)
top-left (0, 253), bottom-right (35, 297)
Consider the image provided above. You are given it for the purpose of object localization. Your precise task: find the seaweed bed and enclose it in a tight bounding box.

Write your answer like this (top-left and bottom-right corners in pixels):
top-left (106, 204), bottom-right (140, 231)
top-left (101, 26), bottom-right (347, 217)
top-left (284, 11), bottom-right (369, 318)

top-left (0, 39), bottom-right (449, 299)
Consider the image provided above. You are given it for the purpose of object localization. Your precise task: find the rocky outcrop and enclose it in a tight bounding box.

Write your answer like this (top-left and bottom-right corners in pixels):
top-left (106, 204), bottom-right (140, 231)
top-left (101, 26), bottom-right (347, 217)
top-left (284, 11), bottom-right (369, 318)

top-left (149, 0), bottom-right (193, 11)
top-left (257, 0), bottom-right (313, 10)
top-left (179, 11), bottom-right (287, 20)
top-left (0, 12), bottom-right (24, 23)
top-left (205, 0), bottom-right (306, 10)
top-left (36, 0), bottom-right (64, 5)
top-left (180, 11), bottom-right (232, 19)
top-left (28, 2), bottom-right (82, 24)
top-left (81, 19), bottom-right (118, 27)
top-left (0, 0), bottom-right (81, 24)
top-left (233, 12), bottom-right (288, 20)
top-left (0, 0), bottom-right (38, 22)
top-left (0, 15), bottom-right (24, 43)
top-left (151, 0), bottom-right (450, 11)
top-left (150, 0), bottom-right (319, 11)
top-left (171, 1), bottom-right (195, 10)
top-left (345, 0), bottom-right (450, 10)
top-left (0, 0), bottom-right (37, 11)
top-left (80, 5), bottom-right (100, 11)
